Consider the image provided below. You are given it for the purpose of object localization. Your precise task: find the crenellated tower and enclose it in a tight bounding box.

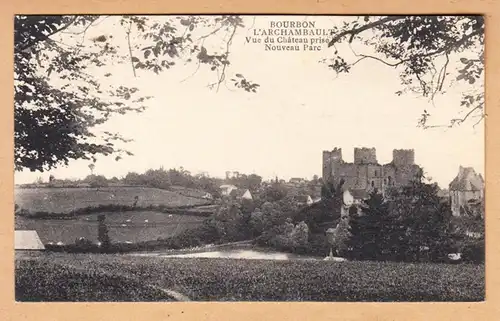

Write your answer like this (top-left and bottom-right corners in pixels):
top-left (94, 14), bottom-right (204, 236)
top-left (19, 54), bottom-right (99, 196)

top-left (392, 149), bottom-right (415, 166)
top-left (321, 147), bottom-right (421, 198)
top-left (354, 147), bottom-right (378, 164)
top-left (322, 148), bottom-right (343, 183)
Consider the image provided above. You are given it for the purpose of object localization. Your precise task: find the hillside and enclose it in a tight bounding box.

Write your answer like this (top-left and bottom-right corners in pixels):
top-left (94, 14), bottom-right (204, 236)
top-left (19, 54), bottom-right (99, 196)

top-left (15, 211), bottom-right (206, 244)
top-left (15, 186), bottom-right (210, 214)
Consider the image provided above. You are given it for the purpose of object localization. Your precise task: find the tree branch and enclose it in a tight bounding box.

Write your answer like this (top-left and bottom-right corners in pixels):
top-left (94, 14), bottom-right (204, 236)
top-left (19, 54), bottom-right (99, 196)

top-left (332, 17), bottom-right (483, 79)
top-left (415, 29), bottom-right (482, 60)
top-left (430, 52), bottom-right (449, 102)
top-left (216, 25), bottom-right (237, 92)
top-left (180, 59), bottom-right (201, 83)
top-left (126, 21), bottom-right (137, 77)
top-left (328, 16), bottom-right (406, 47)
top-left (198, 24), bottom-right (224, 41)
top-left (354, 28), bottom-right (481, 72)
top-left (17, 16), bottom-right (78, 52)
top-left (352, 54), bottom-right (404, 67)
top-left (473, 113), bottom-right (485, 128)
top-left (62, 16), bottom-right (106, 35)
top-left (450, 105), bottom-right (483, 126)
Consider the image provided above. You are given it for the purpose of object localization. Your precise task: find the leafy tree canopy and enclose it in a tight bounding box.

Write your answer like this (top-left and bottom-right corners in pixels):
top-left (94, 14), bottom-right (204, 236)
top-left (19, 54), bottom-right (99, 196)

top-left (326, 15), bottom-right (484, 128)
top-left (14, 15), bottom-right (257, 172)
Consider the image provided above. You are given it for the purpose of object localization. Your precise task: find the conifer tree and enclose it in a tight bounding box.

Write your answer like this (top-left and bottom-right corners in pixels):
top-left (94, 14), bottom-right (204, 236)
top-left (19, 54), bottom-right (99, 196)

top-left (97, 214), bottom-right (111, 250)
top-left (389, 177), bottom-right (453, 262)
top-left (347, 190), bottom-right (396, 260)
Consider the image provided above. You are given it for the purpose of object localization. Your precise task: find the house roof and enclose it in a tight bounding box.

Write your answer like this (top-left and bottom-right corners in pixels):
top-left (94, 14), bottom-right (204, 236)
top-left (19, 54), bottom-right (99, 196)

top-left (437, 188), bottom-right (450, 198)
top-left (15, 230), bottom-right (45, 250)
top-left (230, 188), bottom-right (250, 197)
top-left (349, 189), bottom-right (370, 200)
top-left (220, 184), bottom-right (237, 190)
top-left (449, 166), bottom-right (484, 192)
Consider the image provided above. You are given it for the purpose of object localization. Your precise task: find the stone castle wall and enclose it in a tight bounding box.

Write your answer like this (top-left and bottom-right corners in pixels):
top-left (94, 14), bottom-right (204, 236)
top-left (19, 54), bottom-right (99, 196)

top-left (322, 147), bottom-right (420, 192)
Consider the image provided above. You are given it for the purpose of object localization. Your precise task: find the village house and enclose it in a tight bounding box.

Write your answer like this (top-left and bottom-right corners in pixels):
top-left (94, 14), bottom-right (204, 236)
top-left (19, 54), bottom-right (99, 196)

top-left (341, 189), bottom-right (355, 217)
top-left (229, 188), bottom-right (253, 201)
top-left (346, 189), bottom-right (370, 205)
top-left (312, 197), bottom-right (322, 204)
top-left (289, 177), bottom-right (306, 185)
top-left (219, 184), bottom-right (238, 196)
top-left (340, 188), bottom-right (366, 216)
top-left (449, 166), bottom-right (484, 217)
top-left (15, 230), bottom-right (45, 251)
top-left (293, 195), bottom-right (313, 206)
top-left (437, 188), bottom-right (450, 200)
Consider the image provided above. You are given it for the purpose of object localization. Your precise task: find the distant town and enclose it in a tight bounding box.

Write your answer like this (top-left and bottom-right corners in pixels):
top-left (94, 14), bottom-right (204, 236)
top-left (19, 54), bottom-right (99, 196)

top-left (16, 147), bottom-right (484, 220)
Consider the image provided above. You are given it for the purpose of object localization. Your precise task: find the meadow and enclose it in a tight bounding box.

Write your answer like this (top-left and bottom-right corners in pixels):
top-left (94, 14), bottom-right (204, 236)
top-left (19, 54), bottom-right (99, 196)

top-left (15, 186), bottom-right (209, 214)
top-left (15, 257), bottom-right (175, 302)
top-left (15, 211), bottom-right (206, 244)
top-left (16, 253), bottom-right (484, 302)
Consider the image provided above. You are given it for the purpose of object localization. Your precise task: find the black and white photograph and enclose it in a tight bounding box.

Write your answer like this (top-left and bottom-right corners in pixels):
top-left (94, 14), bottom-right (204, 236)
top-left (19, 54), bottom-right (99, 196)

top-left (14, 15), bottom-right (485, 302)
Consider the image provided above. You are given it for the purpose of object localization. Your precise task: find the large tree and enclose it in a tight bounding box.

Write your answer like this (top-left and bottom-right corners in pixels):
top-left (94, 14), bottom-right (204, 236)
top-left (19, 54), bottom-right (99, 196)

top-left (326, 15), bottom-right (484, 128)
top-left (347, 191), bottom-right (401, 261)
top-left (388, 178), bottom-right (454, 262)
top-left (14, 15), bottom-right (257, 172)
top-left (15, 16), bottom-right (140, 171)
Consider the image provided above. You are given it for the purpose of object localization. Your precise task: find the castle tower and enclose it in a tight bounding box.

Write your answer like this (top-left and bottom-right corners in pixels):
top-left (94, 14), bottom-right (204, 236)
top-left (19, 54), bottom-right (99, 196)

top-left (322, 148), bottom-right (343, 183)
top-left (354, 147), bottom-right (377, 164)
top-left (392, 149), bottom-right (415, 166)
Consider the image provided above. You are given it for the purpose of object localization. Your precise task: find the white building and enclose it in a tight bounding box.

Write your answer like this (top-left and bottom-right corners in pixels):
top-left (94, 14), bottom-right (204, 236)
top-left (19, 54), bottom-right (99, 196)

top-left (220, 184), bottom-right (238, 196)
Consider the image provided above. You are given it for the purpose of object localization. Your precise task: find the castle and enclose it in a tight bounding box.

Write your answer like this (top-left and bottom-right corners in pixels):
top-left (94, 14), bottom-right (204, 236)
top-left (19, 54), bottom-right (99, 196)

top-left (322, 147), bottom-right (422, 199)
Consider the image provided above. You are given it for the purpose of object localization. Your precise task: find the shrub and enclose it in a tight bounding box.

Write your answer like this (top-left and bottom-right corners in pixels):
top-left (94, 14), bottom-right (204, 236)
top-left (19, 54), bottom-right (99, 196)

top-left (97, 214), bottom-right (111, 249)
top-left (74, 237), bottom-right (94, 251)
top-left (461, 240), bottom-right (485, 264)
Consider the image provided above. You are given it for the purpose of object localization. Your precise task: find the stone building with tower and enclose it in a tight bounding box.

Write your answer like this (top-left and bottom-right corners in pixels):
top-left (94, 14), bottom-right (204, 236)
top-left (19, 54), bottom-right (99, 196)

top-left (322, 147), bottom-right (422, 200)
top-left (449, 166), bottom-right (484, 217)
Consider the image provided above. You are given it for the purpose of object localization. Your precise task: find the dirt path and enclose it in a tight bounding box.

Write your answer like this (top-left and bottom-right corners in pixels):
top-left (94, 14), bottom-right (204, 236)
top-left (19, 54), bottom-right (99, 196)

top-left (65, 262), bottom-right (191, 301)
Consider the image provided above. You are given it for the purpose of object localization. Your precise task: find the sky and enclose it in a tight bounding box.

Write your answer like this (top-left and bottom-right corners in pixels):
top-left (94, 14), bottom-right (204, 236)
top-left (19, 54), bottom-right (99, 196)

top-left (14, 15), bottom-right (484, 188)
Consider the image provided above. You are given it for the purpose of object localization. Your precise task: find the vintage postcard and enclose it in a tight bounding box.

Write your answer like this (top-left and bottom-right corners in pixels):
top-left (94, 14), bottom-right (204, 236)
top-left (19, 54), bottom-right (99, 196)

top-left (14, 14), bottom-right (484, 303)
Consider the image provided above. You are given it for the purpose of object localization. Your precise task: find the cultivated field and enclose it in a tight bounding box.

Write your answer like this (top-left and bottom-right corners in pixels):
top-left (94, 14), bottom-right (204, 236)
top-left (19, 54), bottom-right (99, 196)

top-left (16, 253), bottom-right (484, 302)
top-left (15, 211), bottom-right (206, 244)
top-left (15, 186), bottom-right (209, 214)
top-left (15, 258), bottom-right (175, 302)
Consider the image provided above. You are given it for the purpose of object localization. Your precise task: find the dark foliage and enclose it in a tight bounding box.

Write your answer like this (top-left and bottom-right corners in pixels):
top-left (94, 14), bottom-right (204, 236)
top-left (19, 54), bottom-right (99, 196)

top-left (14, 15), bottom-right (258, 172)
top-left (347, 191), bottom-right (404, 261)
top-left (15, 16), bottom-right (144, 171)
top-left (461, 240), bottom-right (485, 264)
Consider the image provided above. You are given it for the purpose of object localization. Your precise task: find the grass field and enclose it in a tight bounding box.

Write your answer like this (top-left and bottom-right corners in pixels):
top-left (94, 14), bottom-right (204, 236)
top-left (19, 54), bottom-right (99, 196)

top-left (15, 253), bottom-right (484, 302)
top-left (15, 211), bottom-right (206, 244)
top-left (15, 257), bottom-right (175, 302)
top-left (15, 186), bottom-right (209, 214)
